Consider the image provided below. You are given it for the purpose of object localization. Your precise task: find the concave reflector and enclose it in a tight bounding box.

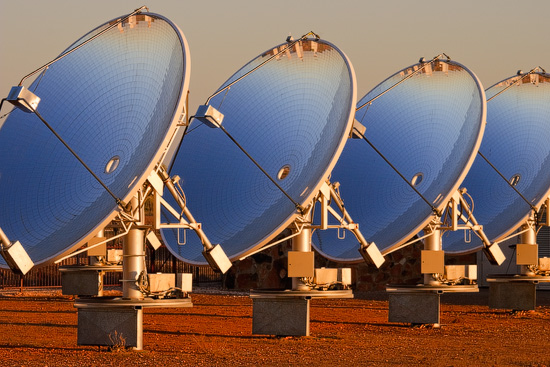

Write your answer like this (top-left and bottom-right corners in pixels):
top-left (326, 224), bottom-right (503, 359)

top-left (161, 38), bottom-right (357, 264)
top-left (0, 12), bottom-right (190, 266)
top-left (443, 72), bottom-right (550, 254)
top-left (312, 59), bottom-right (486, 262)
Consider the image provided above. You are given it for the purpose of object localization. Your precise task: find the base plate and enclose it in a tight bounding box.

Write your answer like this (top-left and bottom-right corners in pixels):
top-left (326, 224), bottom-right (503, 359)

top-left (386, 284), bottom-right (478, 294)
top-left (486, 274), bottom-right (550, 283)
top-left (250, 289), bottom-right (353, 299)
top-left (75, 297), bottom-right (193, 309)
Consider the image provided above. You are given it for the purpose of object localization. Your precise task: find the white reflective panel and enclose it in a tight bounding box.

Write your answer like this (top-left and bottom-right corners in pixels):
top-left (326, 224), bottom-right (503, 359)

top-left (312, 60), bottom-right (486, 262)
top-left (443, 72), bottom-right (550, 254)
top-left (0, 13), bottom-right (189, 266)
top-left (161, 39), bottom-right (356, 263)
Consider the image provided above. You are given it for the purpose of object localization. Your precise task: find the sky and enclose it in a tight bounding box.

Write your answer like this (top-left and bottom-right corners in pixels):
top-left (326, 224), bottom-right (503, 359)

top-left (1, 0), bottom-right (548, 114)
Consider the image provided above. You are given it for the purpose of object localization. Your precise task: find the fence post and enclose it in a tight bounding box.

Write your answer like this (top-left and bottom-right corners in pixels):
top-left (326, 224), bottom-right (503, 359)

top-left (172, 252), bottom-right (177, 275)
top-left (150, 247), bottom-right (156, 273)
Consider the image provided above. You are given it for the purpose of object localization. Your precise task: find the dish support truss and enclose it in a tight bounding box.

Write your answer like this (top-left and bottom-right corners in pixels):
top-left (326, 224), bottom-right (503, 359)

top-left (387, 188), bottom-right (506, 326)
top-left (486, 197), bottom-right (550, 311)
top-left (250, 180), bottom-right (383, 336)
top-left (0, 83), bottom-right (231, 350)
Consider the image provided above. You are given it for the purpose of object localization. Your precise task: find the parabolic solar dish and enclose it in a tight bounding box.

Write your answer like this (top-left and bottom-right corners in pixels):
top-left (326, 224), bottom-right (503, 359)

top-left (161, 38), bottom-right (356, 264)
top-left (312, 59), bottom-right (486, 262)
top-left (0, 12), bottom-right (190, 266)
top-left (443, 71), bottom-right (550, 254)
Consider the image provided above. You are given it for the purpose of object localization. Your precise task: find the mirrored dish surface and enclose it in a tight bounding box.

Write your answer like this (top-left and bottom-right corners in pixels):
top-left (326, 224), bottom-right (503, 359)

top-left (312, 60), bottom-right (486, 262)
top-left (0, 13), bottom-right (189, 266)
top-left (161, 39), bottom-right (356, 264)
top-left (443, 72), bottom-right (550, 254)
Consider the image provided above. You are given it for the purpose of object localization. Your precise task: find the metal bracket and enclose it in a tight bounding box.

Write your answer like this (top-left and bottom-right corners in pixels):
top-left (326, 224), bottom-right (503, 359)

top-left (6, 86), bottom-right (40, 113)
top-left (154, 167), bottom-right (232, 273)
top-left (153, 188), bottom-right (194, 230)
top-left (349, 119), bottom-right (366, 139)
top-left (441, 188), bottom-right (506, 266)
top-left (192, 105), bottom-right (224, 128)
top-left (311, 181), bottom-right (385, 268)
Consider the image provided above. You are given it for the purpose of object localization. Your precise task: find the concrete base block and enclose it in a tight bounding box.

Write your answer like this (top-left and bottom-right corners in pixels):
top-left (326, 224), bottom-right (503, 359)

top-left (489, 282), bottom-right (536, 311)
top-left (252, 298), bottom-right (310, 336)
top-left (388, 293), bottom-right (440, 324)
top-left (77, 307), bottom-right (143, 349)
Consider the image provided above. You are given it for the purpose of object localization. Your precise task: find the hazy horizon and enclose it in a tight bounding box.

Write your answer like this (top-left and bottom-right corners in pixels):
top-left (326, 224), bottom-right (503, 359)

top-left (1, 1), bottom-right (548, 114)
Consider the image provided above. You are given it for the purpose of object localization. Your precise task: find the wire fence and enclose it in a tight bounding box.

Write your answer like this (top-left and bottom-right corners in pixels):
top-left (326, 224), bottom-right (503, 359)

top-left (0, 245), bottom-right (221, 290)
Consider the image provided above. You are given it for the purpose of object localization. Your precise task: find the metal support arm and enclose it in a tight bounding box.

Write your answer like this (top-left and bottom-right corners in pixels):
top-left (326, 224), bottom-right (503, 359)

top-left (312, 181), bottom-right (385, 268)
top-left (154, 168), bottom-right (232, 273)
top-left (441, 189), bottom-right (505, 265)
top-left (0, 227), bottom-right (10, 248)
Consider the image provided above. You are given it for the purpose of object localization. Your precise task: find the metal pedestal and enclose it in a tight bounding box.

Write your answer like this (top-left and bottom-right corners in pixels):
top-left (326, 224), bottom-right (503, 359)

top-left (386, 284), bottom-right (478, 325)
top-left (250, 289), bottom-right (353, 336)
top-left (487, 274), bottom-right (550, 311)
top-left (75, 297), bottom-right (192, 349)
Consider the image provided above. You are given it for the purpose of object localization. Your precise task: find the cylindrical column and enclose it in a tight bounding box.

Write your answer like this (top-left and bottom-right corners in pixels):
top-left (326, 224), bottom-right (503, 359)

top-left (122, 197), bottom-right (146, 300)
top-left (424, 228), bottom-right (442, 251)
top-left (123, 228), bottom-right (146, 300)
top-left (519, 223), bottom-right (537, 245)
top-left (292, 225), bottom-right (311, 253)
top-left (519, 221), bottom-right (537, 276)
top-left (424, 227), bottom-right (442, 286)
top-left (292, 211), bottom-right (312, 291)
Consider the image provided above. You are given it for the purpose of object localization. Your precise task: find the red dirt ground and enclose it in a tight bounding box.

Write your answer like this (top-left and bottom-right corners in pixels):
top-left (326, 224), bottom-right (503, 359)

top-left (0, 288), bottom-right (549, 366)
